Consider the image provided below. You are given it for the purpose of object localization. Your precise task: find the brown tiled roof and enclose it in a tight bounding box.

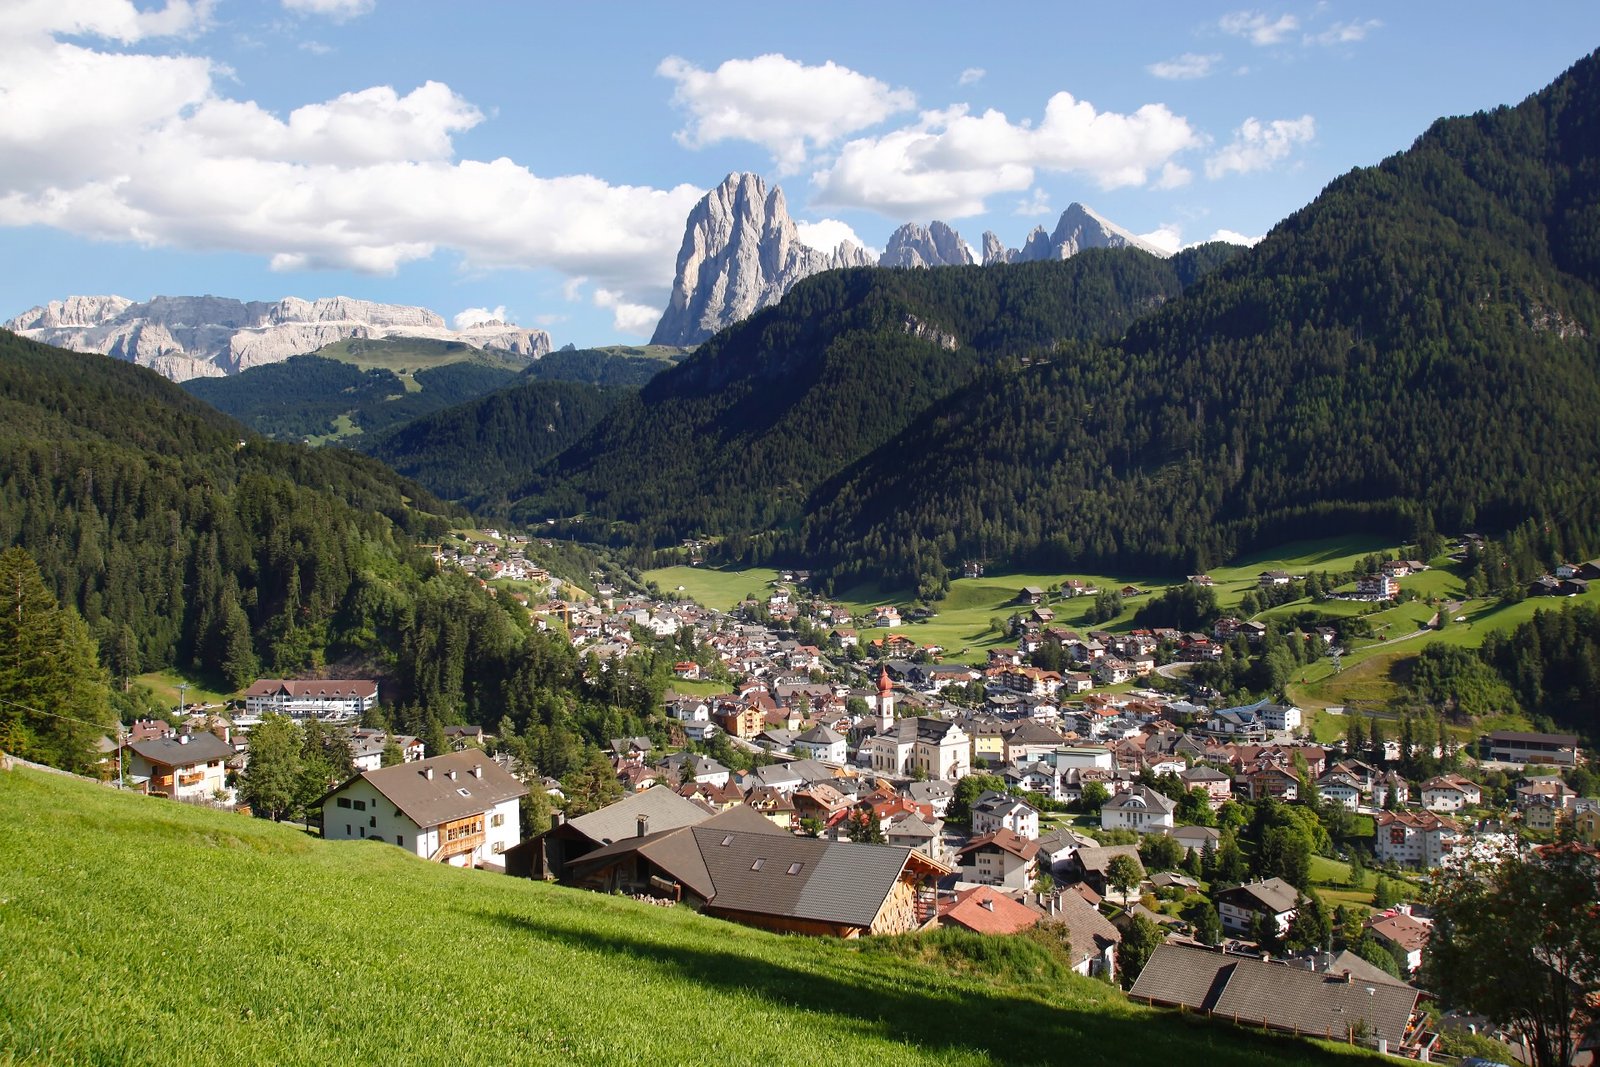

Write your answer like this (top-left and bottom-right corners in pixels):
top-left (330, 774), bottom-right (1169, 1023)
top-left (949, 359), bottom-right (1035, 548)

top-left (941, 887), bottom-right (1039, 935)
top-left (244, 678), bottom-right (376, 699)
top-left (957, 828), bottom-right (1039, 861)
top-left (1368, 911), bottom-right (1431, 952)
top-left (346, 750), bottom-right (526, 829)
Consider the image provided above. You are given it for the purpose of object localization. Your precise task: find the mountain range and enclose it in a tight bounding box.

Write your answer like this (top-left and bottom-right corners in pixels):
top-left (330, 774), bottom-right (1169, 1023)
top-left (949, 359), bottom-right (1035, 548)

top-left (4, 295), bottom-right (552, 382)
top-left (649, 172), bottom-right (1171, 346)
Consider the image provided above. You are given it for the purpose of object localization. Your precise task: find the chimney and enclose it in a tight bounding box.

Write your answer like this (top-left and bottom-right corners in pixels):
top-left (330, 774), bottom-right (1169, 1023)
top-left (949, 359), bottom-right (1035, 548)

top-left (178, 733), bottom-right (189, 745)
top-left (980, 898), bottom-right (994, 912)
top-left (1340, 969), bottom-right (1353, 983)
top-left (472, 764), bottom-right (483, 778)
top-left (636, 815), bottom-right (650, 838)
top-left (550, 812), bottom-right (565, 830)
top-left (425, 766), bottom-right (434, 780)
top-left (447, 769), bottom-right (457, 781)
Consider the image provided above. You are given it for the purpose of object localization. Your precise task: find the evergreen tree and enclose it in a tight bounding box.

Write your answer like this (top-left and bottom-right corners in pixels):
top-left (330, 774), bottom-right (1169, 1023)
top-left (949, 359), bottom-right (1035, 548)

top-left (0, 547), bottom-right (114, 773)
top-left (240, 713), bottom-right (303, 821)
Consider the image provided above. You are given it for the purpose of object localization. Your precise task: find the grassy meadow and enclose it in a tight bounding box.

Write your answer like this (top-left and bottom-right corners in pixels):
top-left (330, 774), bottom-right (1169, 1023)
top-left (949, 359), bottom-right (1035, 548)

top-left (0, 767), bottom-right (1387, 1067)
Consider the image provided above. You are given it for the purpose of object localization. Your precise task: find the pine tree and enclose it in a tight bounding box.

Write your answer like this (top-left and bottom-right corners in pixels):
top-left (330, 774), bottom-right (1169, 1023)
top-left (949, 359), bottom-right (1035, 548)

top-left (0, 547), bottom-right (114, 772)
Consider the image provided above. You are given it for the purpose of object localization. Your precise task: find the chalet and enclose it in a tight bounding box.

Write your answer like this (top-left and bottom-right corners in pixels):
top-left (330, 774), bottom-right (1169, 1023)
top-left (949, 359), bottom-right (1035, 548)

top-left (1367, 909), bottom-right (1431, 974)
top-left (1187, 574), bottom-right (1215, 587)
top-left (1374, 810), bottom-right (1461, 869)
top-left (1100, 785), bottom-right (1176, 834)
top-left (1130, 943), bottom-right (1424, 1054)
top-left (514, 786), bottom-right (713, 881)
top-left (1419, 773), bottom-right (1480, 812)
top-left (1356, 572), bottom-right (1397, 600)
top-left (905, 779), bottom-right (957, 817)
top-left (1317, 770), bottom-right (1363, 810)
top-left (1179, 765), bottom-right (1233, 807)
top-left (971, 792), bottom-right (1040, 840)
top-left (320, 751), bottom-right (526, 868)
top-left (938, 885), bottom-right (1039, 935)
top-left (1257, 570), bottom-right (1294, 587)
top-left (1025, 889), bottom-right (1122, 978)
top-left (792, 724), bottom-right (846, 764)
top-left (745, 786), bottom-right (796, 830)
top-left (563, 807), bottom-right (949, 937)
top-left (243, 678), bottom-right (377, 720)
top-left (348, 729), bottom-right (424, 772)
top-left (1215, 877), bottom-right (1300, 936)
top-left (956, 829), bottom-right (1040, 889)
top-left (671, 661), bottom-right (703, 680)
top-left (1068, 843), bottom-right (1140, 895)
top-left (884, 812), bottom-right (946, 861)
top-left (126, 732), bottom-right (232, 800)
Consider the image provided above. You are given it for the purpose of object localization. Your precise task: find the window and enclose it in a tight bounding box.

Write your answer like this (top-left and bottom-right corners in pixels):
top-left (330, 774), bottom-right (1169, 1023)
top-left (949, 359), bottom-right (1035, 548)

top-left (786, 862), bottom-right (804, 876)
top-left (353, 799), bottom-right (366, 812)
top-left (369, 816), bottom-right (377, 828)
top-left (720, 835), bottom-right (734, 847)
top-left (490, 812), bottom-right (505, 828)
top-left (750, 858), bottom-right (765, 871)
top-left (337, 797), bottom-right (351, 809)
top-left (396, 836), bottom-right (405, 847)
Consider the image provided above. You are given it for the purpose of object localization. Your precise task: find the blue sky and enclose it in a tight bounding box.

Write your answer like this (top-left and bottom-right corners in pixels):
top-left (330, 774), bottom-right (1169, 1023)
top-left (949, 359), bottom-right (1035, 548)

top-left (3, 1), bottom-right (1598, 347)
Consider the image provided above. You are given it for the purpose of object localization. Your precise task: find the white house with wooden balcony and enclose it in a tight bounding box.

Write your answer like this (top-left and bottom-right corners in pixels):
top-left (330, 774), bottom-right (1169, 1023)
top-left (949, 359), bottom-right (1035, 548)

top-left (127, 731), bottom-right (233, 799)
top-left (319, 750), bottom-right (527, 868)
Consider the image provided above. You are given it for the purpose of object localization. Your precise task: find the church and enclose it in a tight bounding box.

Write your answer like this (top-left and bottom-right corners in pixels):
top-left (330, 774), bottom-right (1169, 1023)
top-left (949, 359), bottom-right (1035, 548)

top-left (858, 667), bottom-right (971, 780)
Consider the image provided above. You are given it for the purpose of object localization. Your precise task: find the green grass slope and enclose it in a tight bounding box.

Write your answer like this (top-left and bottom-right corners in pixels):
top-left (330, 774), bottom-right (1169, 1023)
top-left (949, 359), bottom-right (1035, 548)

top-left (0, 767), bottom-right (1379, 1066)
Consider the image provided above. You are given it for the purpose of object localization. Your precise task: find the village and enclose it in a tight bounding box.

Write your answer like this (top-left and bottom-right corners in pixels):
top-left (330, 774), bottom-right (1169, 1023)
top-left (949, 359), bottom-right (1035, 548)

top-left (101, 529), bottom-right (1597, 1065)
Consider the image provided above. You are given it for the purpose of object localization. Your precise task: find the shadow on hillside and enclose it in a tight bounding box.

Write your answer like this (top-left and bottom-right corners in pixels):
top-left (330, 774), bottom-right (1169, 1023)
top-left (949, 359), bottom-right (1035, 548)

top-left (472, 906), bottom-right (1374, 1066)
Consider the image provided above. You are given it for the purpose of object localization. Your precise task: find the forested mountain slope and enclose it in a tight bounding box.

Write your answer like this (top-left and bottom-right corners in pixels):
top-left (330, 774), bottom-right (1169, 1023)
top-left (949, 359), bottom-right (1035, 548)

top-left (514, 243), bottom-right (1238, 545)
top-left (792, 48), bottom-right (1600, 592)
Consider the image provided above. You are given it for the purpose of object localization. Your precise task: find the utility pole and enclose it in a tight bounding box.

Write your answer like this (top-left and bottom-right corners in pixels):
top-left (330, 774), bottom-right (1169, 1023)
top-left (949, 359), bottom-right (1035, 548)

top-left (176, 682), bottom-right (189, 721)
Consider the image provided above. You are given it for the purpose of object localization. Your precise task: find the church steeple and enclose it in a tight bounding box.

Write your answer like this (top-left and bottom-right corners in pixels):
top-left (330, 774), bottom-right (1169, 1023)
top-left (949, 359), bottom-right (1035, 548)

top-left (876, 665), bottom-right (895, 732)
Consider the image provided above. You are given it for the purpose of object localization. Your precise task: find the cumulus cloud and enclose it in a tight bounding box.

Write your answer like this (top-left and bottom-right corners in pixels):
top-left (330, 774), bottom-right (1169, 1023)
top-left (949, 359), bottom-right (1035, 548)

top-left (958, 67), bottom-right (985, 86)
top-left (1153, 161), bottom-right (1192, 189)
top-left (0, 7), bottom-right (704, 319)
top-left (658, 53), bottom-right (915, 173)
top-left (1207, 228), bottom-right (1263, 246)
top-left (1219, 10), bottom-right (1299, 45)
top-left (1014, 188), bottom-right (1051, 216)
top-left (1205, 114), bottom-right (1314, 178)
top-left (1148, 53), bottom-right (1220, 80)
top-left (794, 218), bottom-right (866, 254)
top-left (811, 93), bottom-right (1201, 219)
top-left (1306, 19), bottom-right (1382, 46)
top-left (1137, 225), bottom-right (1183, 255)
top-left (282, 0), bottom-right (374, 19)
top-left (453, 305), bottom-right (507, 330)
top-left (592, 288), bottom-right (660, 336)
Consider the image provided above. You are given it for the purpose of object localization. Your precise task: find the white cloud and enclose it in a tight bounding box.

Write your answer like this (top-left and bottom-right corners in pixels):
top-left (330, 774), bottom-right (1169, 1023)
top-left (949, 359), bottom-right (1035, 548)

top-left (592, 288), bottom-right (659, 336)
top-left (1306, 19), bottom-right (1381, 46)
top-left (0, 11), bottom-right (704, 321)
top-left (453, 305), bottom-right (507, 330)
top-left (794, 218), bottom-right (866, 253)
top-left (1205, 114), bottom-right (1314, 178)
top-left (1014, 188), bottom-right (1051, 216)
top-left (812, 93), bottom-right (1200, 219)
top-left (658, 53), bottom-right (915, 173)
top-left (299, 40), bottom-right (332, 55)
top-left (1153, 161), bottom-right (1192, 189)
top-left (958, 67), bottom-right (985, 86)
top-left (1219, 10), bottom-right (1299, 45)
top-left (1148, 53), bottom-right (1221, 80)
top-left (281, 0), bottom-right (373, 20)
top-left (1138, 225), bottom-right (1183, 255)
top-left (0, 0), bottom-right (212, 44)
top-left (1207, 228), bottom-right (1263, 246)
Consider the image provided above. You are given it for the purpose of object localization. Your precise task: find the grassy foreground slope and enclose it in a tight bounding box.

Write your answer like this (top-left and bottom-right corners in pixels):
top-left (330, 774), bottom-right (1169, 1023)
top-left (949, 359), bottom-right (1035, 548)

top-left (0, 768), bottom-right (1378, 1066)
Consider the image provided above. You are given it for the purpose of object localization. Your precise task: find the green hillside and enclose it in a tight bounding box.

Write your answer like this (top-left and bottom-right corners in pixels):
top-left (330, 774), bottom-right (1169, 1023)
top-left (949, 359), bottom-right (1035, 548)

top-left (511, 244), bottom-right (1238, 544)
top-left (793, 48), bottom-right (1600, 592)
top-left (183, 349), bottom-right (525, 443)
top-left (0, 766), bottom-right (1379, 1066)
top-left (522, 343), bottom-right (686, 387)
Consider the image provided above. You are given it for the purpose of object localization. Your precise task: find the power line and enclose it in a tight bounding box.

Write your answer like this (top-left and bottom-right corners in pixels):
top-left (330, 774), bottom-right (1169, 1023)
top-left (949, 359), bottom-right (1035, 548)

top-left (0, 694), bottom-right (118, 733)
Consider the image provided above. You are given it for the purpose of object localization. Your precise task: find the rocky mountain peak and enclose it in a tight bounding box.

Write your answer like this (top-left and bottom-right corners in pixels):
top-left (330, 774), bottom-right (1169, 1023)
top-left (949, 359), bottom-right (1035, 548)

top-left (650, 172), bottom-right (871, 347)
top-left (5, 294), bottom-right (550, 382)
top-left (881, 221), bottom-right (975, 268)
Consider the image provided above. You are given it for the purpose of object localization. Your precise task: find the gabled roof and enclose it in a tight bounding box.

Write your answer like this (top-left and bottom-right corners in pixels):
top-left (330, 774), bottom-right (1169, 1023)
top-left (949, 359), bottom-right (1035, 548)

top-left (340, 750), bottom-right (527, 829)
top-left (1368, 910), bottom-right (1431, 952)
top-left (128, 732), bottom-right (233, 767)
top-left (796, 724), bottom-right (844, 745)
top-left (1103, 784), bottom-right (1177, 815)
top-left (957, 828), bottom-right (1039, 862)
top-left (565, 785), bottom-right (712, 846)
top-left (1130, 943), bottom-right (1419, 1044)
top-left (1215, 877), bottom-right (1300, 916)
top-left (941, 886), bottom-right (1039, 935)
top-left (1030, 890), bottom-right (1122, 966)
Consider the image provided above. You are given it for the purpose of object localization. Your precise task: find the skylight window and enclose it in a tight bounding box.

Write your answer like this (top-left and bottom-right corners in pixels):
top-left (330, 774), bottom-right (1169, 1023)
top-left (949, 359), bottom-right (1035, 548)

top-left (786, 862), bottom-right (804, 875)
top-left (457, 788), bottom-right (471, 797)
top-left (720, 834), bottom-right (734, 847)
top-left (750, 858), bottom-right (765, 871)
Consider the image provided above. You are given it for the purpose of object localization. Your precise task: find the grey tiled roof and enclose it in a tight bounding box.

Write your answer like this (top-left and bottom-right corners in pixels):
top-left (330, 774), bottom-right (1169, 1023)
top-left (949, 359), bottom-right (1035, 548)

top-left (1130, 943), bottom-right (1419, 1044)
top-left (565, 785), bottom-right (711, 846)
top-left (694, 827), bottom-right (917, 929)
top-left (129, 732), bottom-right (233, 767)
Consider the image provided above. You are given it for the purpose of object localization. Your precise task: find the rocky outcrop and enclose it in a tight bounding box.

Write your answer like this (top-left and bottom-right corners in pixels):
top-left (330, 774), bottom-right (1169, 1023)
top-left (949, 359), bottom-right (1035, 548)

top-left (987, 204), bottom-right (1167, 264)
top-left (5, 295), bottom-right (552, 381)
top-left (881, 221), bottom-right (975, 268)
top-left (649, 172), bottom-right (873, 347)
